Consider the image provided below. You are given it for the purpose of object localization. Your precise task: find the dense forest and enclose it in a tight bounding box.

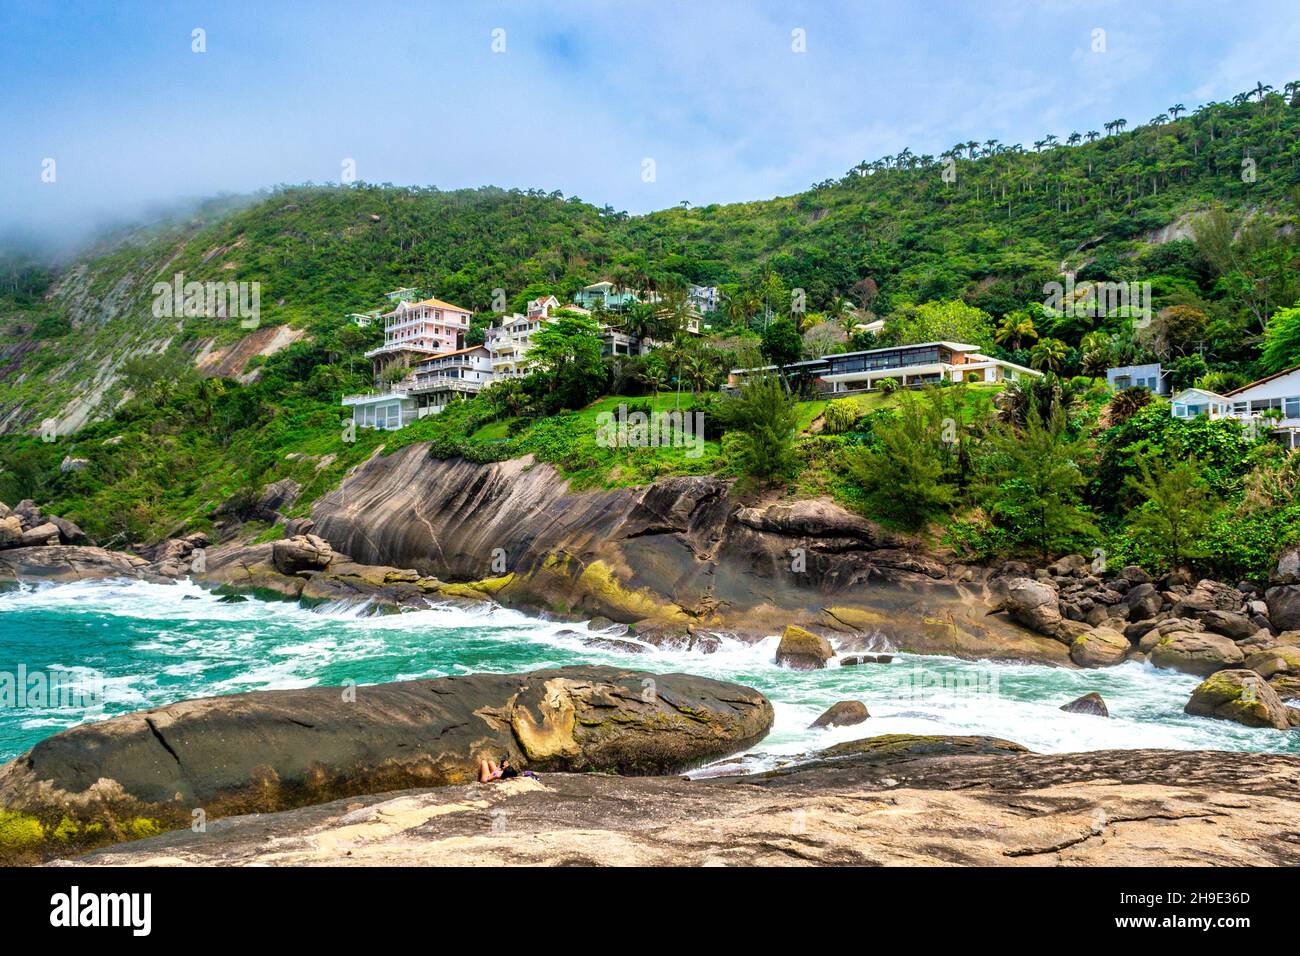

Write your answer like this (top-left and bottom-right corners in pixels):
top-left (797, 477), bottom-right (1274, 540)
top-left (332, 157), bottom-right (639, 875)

top-left (1, 80), bottom-right (1298, 578)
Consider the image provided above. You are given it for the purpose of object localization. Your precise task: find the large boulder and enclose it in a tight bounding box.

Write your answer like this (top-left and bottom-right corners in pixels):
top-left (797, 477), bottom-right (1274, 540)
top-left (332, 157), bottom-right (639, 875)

top-left (1001, 577), bottom-right (1062, 637)
top-left (1069, 626), bottom-right (1130, 668)
top-left (1148, 630), bottom-right (1244, 676)
top-left (1265, 585), bottom-right (1300, 633)
top-left (19, 522), bottom-right (60, 547)
top-left (1196, 609), bottom-right (1258, 642)
top-left (271, 534), bottom-right (334, 576)
top-left (810, 701), bottom-right (870, 728)
top-left (0, 666), bottom-right (774, 860)
top-left (1273, 544), bottom-right (1300, 586)
top-left (1184, 669), bottom-right (1299, 730)
top-left (1124, 582), bottom-right (1163, 621)
top-left (46, 515), bottom-right (87, 545)
top-left (1171, 579), bottom-right (1244, 617)
top-left (0, 516), bottom-right (22, 549)
top-left (775, 625), bottom-right (834, 670)
top-left (1244, 646), bottom-right (1300, 680)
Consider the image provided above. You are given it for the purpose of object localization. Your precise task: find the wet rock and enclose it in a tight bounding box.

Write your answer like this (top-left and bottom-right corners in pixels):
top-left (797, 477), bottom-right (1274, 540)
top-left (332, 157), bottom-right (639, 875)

top-left (271, 534), bottom-right (334, 576)
top-left (810, 701), bottom-right (870, 728)
top-left (1184, 669), bottom-right (1299, 730)
top-left (840, 654), bottom-right (894, 666)
top-left (0, 666), bottom-right (774, 857)
top-left (1149, 631), bottom-right (1245, 676)
top-left (581, 637), bottom-right (649, 655)
top-left (776, 625), bottom-right (834, 669)
top-left (1060, 692), bottom-right (1109, 717)
top-left (1069, 627), bottom-right (1130, 668)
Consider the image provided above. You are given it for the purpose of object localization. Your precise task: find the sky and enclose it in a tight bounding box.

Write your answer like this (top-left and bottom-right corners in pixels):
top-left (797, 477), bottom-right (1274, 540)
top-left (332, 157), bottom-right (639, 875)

top-left (2, 0), bottom-right (1299, 249)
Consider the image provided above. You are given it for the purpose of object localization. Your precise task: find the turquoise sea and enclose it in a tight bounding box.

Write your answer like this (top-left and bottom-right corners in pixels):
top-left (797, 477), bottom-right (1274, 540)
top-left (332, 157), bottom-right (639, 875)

top-left (1, 578), bottom-right (1296, 768)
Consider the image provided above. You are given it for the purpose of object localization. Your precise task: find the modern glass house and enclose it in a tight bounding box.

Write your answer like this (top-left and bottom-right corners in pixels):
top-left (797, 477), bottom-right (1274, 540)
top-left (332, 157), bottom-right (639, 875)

top-left (726, 342), bottom-right (1038, 393)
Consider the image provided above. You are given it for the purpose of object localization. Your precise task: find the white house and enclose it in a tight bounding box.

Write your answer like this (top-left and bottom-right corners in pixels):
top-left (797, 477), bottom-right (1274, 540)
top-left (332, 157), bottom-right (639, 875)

top-left (1170, 365), bottom-right (1300, 449)
top-left (343, 344), bottom-right (495, 428)
top-left (1107, 362), bottom-right (1170, 396)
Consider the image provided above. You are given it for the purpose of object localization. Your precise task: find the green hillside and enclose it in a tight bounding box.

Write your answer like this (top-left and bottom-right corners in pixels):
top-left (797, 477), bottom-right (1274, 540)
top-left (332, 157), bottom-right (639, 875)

top-left (1, 83), bottom-right (1299, 576)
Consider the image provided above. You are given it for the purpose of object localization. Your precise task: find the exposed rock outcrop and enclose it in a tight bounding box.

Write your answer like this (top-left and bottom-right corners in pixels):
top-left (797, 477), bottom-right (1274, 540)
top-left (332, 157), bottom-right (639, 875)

top-left (0, 546), bottom-right (166, 587)
top-left (67, 743), bottom-right (1300, 867)
top-left (0, 666), bottom-right (774, 862)
top-left (306, 452), bottom-right (1066, 663)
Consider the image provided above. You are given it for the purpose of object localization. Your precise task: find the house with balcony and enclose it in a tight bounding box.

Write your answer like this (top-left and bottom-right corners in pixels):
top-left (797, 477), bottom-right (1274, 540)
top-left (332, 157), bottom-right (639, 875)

top-left (364, 296), bottom-right (472, 377)
top-left (1171, 365), bottom-right (1300, 450)
top-left (486, 312), bottom-right (549, 379)
top-left (343, 344), bottom-right (494, 429)
top-left (1107, 362), bottom-right (1170, 396)
top-left (725, 342), bottom-right (1038, 394)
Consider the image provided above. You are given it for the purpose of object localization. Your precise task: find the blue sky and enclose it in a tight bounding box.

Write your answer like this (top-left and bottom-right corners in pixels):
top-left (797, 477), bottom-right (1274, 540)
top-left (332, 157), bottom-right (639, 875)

top-left (2, 0), bottom-right (1298, 246)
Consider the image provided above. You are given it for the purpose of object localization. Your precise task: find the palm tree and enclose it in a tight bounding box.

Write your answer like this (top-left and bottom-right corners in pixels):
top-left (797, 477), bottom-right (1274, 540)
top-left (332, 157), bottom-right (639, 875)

top-left (1284, 81), bottom-right (1300, 103)
top-left (1029, 337), bottom-right (1069, 374)
top-left (1067, 132), bottom-right (1082, 146)
top-left (1151, 113), bottom-right (1169, 126)
top-left (1113, 118), bottom-right (1128, 134)
top-left (1168, 103), bottom-right (1186, 120)
top-left (1250, 81), bottom-right (1273, 102)
top-left (1086, 130), bottom-right (1100, 142)
top-left (984, 139), bottom-right (1000, 155)
top-left (994, 312), bottom-right (1038, 351)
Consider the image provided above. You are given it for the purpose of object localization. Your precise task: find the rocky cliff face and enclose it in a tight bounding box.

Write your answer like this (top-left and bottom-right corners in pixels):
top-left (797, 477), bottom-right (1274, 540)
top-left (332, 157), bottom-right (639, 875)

top-left (309, 448), bottom-right (1068, 663)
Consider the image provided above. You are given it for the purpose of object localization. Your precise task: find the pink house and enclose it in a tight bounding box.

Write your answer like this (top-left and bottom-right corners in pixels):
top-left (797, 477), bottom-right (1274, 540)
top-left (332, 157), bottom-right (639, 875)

top-left (365, 296), bottom-right (472, 376)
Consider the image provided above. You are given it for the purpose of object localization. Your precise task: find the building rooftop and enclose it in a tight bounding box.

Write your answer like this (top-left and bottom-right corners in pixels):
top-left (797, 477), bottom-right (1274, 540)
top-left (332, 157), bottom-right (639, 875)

top-left (1223, 364), bottom-right (1300, 397)
top-left (729, 341), bottom-right (983, 374)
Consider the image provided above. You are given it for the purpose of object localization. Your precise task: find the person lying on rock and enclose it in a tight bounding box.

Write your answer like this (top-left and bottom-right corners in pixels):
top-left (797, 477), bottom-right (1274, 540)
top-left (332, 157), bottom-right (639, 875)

top-left (479, 754), bottom-right (518, 782)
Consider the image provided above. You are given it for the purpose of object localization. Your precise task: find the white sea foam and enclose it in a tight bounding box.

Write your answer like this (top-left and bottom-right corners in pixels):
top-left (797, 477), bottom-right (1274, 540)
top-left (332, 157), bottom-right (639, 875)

top-left (1, 578), bottom-right (1296, 765)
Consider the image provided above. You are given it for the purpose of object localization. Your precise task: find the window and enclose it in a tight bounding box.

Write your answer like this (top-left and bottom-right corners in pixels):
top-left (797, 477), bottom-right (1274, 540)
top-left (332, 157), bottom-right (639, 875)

top-left (1286, 397), bottom-right (1300, 419)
